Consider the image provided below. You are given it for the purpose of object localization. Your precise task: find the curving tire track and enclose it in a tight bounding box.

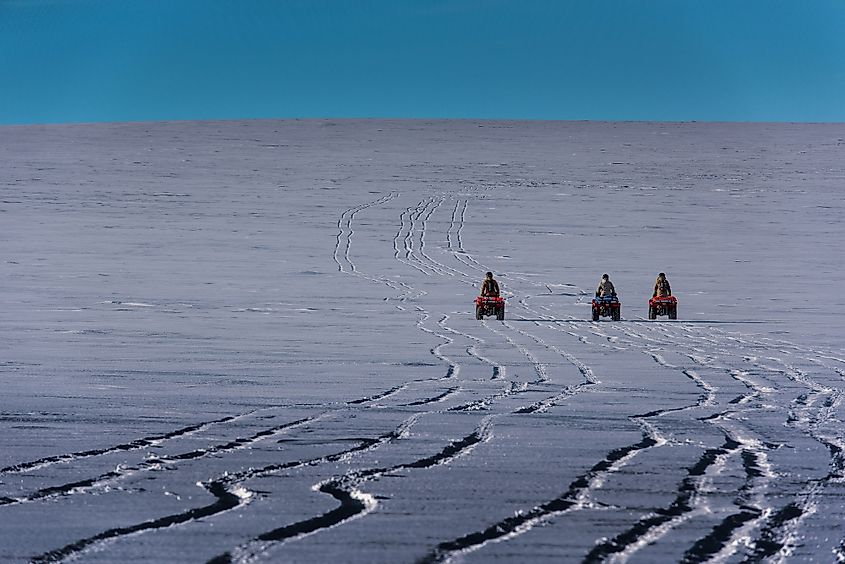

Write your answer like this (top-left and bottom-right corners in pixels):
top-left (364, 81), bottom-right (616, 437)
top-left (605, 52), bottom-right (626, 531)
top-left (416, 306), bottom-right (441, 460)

top-left (418, 421), bottom-right (664, 564)
top-left (0, 412), bottom-right (251, 475)
top-left (31, 415), bottom-right (421, 563)
top-left (1, 414), bottom-right (324, 508)
top-left (213, 417), bottom-right (494, 564)
top-left (334, 192), bottom-right (398, 274)
top-left (510, 289), bottom-right (837, 562)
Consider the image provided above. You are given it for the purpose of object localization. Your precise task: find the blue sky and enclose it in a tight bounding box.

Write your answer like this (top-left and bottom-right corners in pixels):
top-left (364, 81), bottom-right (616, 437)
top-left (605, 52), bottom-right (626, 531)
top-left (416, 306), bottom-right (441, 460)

top-left (1, 0), bottom-right (844, 124)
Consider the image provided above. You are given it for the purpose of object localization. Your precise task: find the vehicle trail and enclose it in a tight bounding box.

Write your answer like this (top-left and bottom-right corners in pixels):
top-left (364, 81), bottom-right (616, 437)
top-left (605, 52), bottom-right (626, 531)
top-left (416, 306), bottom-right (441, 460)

top-left (583, 431), bottom-right (742, 563)
top-left (2, 414), bottom-right (325, 508)
top-left (213, 417), bottom-right (494, 564)
top-left (448, 199), bottom-right (484, 273)
top-left (514, 290), bottom-right (788, 562)
top-left (653, 323), bottom-right (845, 560)
top-left (395, 201), bottom-right (436, 276)
top-left (738, 356), bottom-right (845, 561)
top-left (483, 320), bottom-right (548, 384)
top-left (26, 194), bottom-right (462, 563)
top-left (30, 415), bottom-right (421, 564)
top-left (400, 386), bottom-right (462, 407)
top-left (347, 384), bottom-right (409, 405)
top-left (0, 412), bottom-right (253, 475)
top-left (418, 196), bottom-right (470, 278)
top-left (500, 319), bottom-right (599, 414)
top-left (417, 420), bottom-right (665, 564)
top-left (333, 192), bottom-right (398, 275)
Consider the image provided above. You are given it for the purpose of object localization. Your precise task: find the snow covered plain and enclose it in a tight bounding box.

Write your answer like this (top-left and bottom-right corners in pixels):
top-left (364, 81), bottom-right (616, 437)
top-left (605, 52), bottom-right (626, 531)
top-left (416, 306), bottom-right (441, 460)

top-left (1, 119), bottom-right (844, 563)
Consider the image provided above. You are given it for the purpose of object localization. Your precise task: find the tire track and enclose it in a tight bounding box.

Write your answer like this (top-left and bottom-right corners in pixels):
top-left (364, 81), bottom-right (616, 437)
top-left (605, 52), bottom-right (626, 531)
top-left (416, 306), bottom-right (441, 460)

top-left (481, 320), bottom-right (548, 384)
top-left (660, 325), bottom-right (845, 560)
top-left (401, 387), bottom-right (461, 407)
top-left (415, 311), bottom-right (461, 380)
top-left (334, 192), bottom-right (398, 274)
top-left (583, 433), bottom-right (743, 563)
top-left (680, 444), bottom-right (773, 563)
top-left (1, 414), bottom-right (325, 508)
top-left (738, 357), bottom-right (845, 562)
top-left (574, 362), bottom-right (745, 562)
top-left (335, 193), bottom-right (463, 405)
top-left (418, 420), bottom-right (664, 564)
top-left (502, 319), bottom-right (599, 414)
top-left (512, 299), bottom-right (784, 562)
top-left (407, 194), bottom-right (562, 395)
top-left (395, 202), bottom-right (435, 276)
top-left (418, 196), bottom-right (469, 279)
top-left (448, 381), bottom-right (528, 412)
top-left (0, 412), bottom-right (250, 475)
top-left (398, 204), bottom-right (519, 405)
top-left (397, 198), bottom-right (442, 276)
top-left (447, 199), bottom-right (483, 273)
top-left (585, 423), bottom-right (774, 564)
top-left (347, 384), bottom-right (409, 406)
top-left (743, 433), bottom-right (845, 563)
top-left (30, 415), bottom-right (421, 564)
top-left (487, 277), bottom-right (842, 561)
top-left (341, 192), bottom-right (519, 416)
top-left (213, 417), bottom-right (494, 564)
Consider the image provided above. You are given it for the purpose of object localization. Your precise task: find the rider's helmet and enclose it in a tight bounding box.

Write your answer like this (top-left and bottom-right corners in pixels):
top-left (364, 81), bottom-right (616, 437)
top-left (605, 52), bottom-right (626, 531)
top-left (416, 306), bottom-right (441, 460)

top-left (602, 273), bottom-right (609, 280)
top-left (486, 271), bottom-right (493, 278)
top-left (658, 272), bottom-right (665, 278)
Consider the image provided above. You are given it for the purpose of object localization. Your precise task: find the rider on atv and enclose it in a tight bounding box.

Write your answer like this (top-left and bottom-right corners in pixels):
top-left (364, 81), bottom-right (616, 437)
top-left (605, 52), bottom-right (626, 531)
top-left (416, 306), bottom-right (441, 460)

top-left (476, 272), bottom-right (504, 320)
top-left (595, 274), bottom-right (616, 298)
top-left (481, 272), bottom-right (500, 297)
top-left (653, 272), bottom-right (671, 298)
top-left (649, 272), bottom-right (677, 319)
top-left (592, 274), bottom-right (620, 321)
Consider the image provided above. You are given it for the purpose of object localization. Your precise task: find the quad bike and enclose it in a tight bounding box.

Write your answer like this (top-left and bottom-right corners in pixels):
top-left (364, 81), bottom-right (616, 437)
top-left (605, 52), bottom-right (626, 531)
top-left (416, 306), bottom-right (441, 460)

top-left (475, 295), bottom-right (505, 320)
top-left (592, 295), bottom-right (621, 321)
top-left (648, 295), bottom-right (677, 319)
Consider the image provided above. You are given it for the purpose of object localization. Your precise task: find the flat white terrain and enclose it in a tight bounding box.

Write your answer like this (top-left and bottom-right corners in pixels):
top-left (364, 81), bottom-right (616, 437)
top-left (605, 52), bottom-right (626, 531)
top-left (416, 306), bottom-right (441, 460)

top-left (1, 120), bottom-right (844, 563)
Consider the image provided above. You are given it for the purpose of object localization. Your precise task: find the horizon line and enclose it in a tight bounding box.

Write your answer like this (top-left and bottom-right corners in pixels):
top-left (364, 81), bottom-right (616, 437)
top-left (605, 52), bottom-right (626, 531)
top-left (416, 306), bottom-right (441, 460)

top-left (3, 116), bottom-right (845, 129)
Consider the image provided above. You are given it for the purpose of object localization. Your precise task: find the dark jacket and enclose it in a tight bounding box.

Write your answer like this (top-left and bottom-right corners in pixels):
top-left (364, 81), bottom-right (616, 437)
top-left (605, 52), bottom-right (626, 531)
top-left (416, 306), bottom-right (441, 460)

top-left (481, 278), bottom-right (500, 297)
top-left (653, 276), bottom-right (672, 297)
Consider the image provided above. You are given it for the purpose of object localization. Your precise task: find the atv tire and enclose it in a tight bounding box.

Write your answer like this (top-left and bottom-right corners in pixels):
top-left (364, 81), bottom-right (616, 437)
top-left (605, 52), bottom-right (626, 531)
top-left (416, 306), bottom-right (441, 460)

top-left (591, 308), bottom-right (599, 322)
top-left (496, 306), bottom-right (505, 321)
top-left (668, 306), bottom-right (677, 320)
top-left (476, 305), bottom-right (483, 320)
top-left (648, 306), bottom-right (656, 320)
top-left (612, 308), bottom-right (621, 321)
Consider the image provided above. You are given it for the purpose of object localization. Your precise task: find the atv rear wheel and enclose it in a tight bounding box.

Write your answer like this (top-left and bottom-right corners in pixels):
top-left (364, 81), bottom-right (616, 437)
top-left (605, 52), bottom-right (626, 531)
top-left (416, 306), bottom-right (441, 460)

top-left (496, 306), bottom-right (505, 321)
top-left (648, 306), bottom-right (656, 320)
top-left (668, 305), bottom-right (677, 320)
top-left (612, 308), bottom-right (621, 321)
top-left (476, 305), bottom-right (483, 320)
top-left (591, 308), bottom-right (599, 322)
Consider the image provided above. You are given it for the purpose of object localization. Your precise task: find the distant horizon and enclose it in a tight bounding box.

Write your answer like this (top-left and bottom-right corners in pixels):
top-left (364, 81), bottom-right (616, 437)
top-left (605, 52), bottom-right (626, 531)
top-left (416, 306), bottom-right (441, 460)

top-left (3, 1), bottom-right (844, 126)
top-left (3, 116), bottom-right (845, 129)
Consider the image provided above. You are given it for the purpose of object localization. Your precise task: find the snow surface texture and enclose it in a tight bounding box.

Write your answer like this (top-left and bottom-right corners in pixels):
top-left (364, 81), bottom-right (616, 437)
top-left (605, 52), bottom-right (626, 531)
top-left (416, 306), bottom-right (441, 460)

top-left (1, 120), bottom-right (844, 563)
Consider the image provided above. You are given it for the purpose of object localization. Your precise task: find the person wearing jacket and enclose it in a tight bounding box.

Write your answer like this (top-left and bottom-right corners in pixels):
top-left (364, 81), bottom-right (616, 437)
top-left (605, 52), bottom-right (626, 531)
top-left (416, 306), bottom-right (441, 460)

top-left (480, 272), bottom-right (500, 297)
top-left (595, 274), bottom-right (616, 298)
top-left (653, 272), bottom-right (672, 297)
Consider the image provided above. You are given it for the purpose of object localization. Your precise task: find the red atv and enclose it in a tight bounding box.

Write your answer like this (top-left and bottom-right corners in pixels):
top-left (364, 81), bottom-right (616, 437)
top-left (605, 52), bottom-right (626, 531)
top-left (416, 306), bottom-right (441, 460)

top-left (475, 296), bottom-right (505, 320)
top-left (592, 295), bottom-right (621, 321)
top-left (648, 295), bottom-right (677, 319)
